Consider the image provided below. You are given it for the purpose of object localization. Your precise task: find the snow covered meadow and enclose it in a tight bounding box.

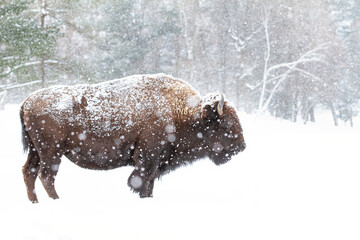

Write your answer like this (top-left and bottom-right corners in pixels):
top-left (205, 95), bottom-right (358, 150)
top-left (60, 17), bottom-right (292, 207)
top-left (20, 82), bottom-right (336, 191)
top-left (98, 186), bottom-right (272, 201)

top-left (1, 104), bottom-right (360, 240)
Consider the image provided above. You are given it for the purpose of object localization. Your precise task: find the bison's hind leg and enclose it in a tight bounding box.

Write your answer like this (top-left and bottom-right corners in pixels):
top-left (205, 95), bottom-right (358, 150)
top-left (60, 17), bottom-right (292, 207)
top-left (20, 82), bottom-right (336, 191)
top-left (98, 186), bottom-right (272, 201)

top-left (23, 149), bottom-right (41, 203)
top-left (38, 155), bottom-right (62, 200)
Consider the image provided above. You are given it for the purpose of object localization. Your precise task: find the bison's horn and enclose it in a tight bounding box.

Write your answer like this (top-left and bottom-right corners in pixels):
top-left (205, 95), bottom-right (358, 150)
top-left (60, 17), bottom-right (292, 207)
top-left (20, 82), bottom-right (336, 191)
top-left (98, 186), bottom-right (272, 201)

top-left (217, 93), bottom-right (224, 115)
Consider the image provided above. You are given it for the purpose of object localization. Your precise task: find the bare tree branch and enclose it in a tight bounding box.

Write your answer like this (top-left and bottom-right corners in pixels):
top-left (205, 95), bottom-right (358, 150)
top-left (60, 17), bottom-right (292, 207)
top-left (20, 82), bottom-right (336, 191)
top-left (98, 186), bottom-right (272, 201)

top-left (257, 9), bottom-right (330, 114)
top-left (0, 80), bottom-right (42, 91)
top-left (0, 60), bottom-right (59, 78)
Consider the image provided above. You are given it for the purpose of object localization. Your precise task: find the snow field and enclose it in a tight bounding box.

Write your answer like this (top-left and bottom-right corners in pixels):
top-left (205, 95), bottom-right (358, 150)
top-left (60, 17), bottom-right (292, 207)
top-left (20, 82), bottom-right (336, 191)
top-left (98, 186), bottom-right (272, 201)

top-left (1, 104), bottom-right (360, 240)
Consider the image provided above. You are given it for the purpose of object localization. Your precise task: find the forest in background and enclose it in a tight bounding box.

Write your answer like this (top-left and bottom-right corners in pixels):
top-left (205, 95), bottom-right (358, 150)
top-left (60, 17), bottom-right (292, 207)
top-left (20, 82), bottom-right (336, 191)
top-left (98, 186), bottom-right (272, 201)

top-left (1, 0), bottom-right (360, 126)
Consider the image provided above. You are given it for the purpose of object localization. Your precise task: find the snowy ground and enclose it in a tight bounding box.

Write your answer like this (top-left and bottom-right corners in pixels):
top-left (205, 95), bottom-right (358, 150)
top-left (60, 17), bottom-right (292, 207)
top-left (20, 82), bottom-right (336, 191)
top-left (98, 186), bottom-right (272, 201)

top-left (1, 104), bottom-right (360, 240)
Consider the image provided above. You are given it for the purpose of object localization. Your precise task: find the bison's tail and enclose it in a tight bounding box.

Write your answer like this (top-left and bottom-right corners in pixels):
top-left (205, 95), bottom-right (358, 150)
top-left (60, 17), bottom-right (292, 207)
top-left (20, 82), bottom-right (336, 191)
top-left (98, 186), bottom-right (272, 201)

top-left (20, 104), bottom-right (30, 153)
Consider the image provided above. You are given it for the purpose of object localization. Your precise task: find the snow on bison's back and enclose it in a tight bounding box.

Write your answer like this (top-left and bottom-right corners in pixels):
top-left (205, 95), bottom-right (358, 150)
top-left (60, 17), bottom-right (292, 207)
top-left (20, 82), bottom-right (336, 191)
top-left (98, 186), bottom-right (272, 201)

top-left (20, 74), bottom-right (246, 203)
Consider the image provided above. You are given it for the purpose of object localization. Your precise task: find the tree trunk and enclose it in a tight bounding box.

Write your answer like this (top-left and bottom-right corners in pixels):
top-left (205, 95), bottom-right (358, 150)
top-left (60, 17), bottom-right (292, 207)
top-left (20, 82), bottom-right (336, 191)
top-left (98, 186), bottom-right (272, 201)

top-left (329, 102), bottom-right (338, 126)
top-left (0, 90), bottom-right (7, 110)
top-left (40, 0), bottom-right (47, 88)
top-left (291, 90), bottom-right (299, 122)
top-left (309, 106), bottom-right (315, 122)
top-left (258, 10), bottom-right (271, 113)
top-left (40, 58), bottom-right (46, 88)
top-left (235, 77), bottom-right (240, 109)
top-left (175, 0), bottom-right (199, 83)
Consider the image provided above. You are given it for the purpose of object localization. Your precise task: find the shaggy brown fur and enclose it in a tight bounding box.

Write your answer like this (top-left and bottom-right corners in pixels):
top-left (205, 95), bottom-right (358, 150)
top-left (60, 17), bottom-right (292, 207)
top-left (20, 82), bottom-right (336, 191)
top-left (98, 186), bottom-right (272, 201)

top-left (20, 74), bottom-right (246, 203)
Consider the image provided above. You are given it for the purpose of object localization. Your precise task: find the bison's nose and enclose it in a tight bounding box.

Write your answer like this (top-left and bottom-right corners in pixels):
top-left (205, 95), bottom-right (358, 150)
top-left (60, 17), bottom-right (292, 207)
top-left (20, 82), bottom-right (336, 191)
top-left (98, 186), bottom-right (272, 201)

top-left (240, 142), bottom-right (246, 152)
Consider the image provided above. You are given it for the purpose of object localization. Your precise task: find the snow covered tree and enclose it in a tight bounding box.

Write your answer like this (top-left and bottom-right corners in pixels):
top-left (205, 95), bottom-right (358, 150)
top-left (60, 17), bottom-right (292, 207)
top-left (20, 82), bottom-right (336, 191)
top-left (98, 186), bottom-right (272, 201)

top-left (328, 0), bottom-right (360, 125)
top-left (91, 0), bottom-right (180, 80)
top-left (0, 0), bottom-right (58, 106)
top-left (0, 0), bottom-right (359, 126)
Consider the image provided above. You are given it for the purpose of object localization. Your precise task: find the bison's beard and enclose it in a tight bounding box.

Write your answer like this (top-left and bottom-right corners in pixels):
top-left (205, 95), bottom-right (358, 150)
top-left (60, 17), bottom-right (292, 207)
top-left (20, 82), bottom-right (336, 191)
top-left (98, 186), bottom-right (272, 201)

top-left (209, 151), bottom-right (232, 166)
top-left (208, 139), bottom-right (246, 165)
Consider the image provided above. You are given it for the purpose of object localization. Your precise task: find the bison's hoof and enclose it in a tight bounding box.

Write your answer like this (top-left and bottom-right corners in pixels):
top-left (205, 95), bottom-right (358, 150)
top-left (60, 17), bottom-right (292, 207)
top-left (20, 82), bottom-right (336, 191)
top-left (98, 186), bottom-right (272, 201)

top-left (140, 193), bottom-right (153, 198)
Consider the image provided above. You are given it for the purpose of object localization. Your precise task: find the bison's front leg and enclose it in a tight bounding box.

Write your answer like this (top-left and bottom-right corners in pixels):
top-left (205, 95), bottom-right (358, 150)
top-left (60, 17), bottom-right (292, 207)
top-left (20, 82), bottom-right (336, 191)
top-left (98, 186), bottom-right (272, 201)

top-left (128, 148), bottom-right (160, 198)
top-left (128, 170), bottom-right (154, 198)
top-left (128, 160), bottom-right (160, 197)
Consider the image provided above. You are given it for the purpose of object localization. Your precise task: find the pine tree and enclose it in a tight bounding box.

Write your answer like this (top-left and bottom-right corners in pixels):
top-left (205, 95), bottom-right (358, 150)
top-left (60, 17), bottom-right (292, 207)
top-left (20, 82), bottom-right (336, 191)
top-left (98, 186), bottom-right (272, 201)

top-left (0, 0), bottom-right (58, 105)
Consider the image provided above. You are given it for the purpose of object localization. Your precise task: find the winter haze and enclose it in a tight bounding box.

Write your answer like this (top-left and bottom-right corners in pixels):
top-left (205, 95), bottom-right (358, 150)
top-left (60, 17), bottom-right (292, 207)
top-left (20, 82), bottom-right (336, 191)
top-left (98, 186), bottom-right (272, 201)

top-left (1, 0), bottom-right (360, 240)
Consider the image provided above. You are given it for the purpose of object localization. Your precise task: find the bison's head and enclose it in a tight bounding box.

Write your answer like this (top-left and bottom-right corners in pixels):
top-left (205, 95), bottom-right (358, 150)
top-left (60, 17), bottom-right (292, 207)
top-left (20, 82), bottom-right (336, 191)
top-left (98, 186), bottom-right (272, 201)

top-left (201, 93), bottom-right (246, 165)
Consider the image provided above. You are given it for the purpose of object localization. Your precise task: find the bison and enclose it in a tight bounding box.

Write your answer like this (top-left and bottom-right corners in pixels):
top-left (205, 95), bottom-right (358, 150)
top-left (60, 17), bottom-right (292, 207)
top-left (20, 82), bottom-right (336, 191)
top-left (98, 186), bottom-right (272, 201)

top-left (20, 74), bottom-right (246, 203)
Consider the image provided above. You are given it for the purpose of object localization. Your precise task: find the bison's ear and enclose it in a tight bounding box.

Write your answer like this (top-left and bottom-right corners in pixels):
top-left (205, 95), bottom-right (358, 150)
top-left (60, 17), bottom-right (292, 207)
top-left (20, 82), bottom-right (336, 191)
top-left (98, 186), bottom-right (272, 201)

top-left (201, 93), bottom-right (225, 119)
